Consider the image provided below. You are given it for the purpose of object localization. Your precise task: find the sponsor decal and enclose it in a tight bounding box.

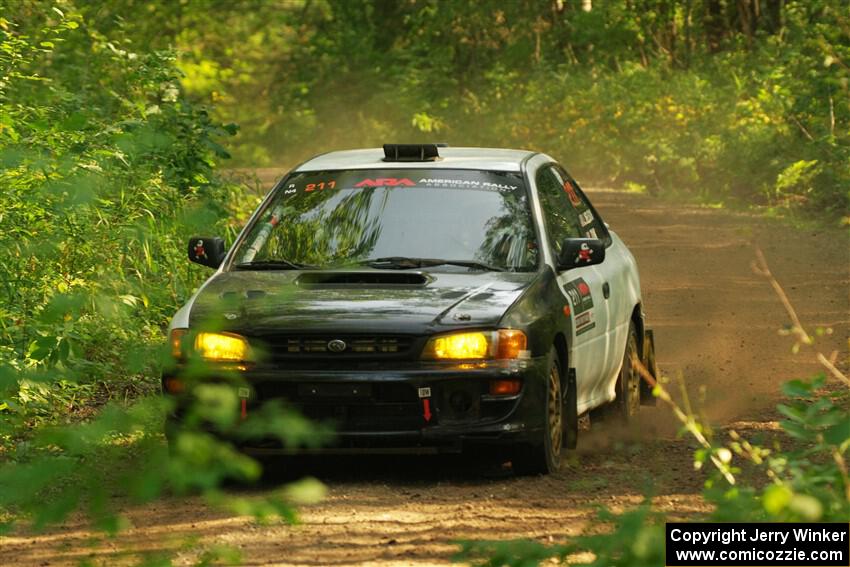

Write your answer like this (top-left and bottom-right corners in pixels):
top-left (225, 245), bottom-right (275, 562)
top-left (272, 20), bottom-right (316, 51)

top-left (417, 178), bottom-right (517, 191)
top-left (578, 209), bottom-right (595, 227)
top-left (563, 277), bottom-right (596, 335)
top-left (585, 227), bottom-right (598, 239)
top-left (354, 177), bottom-right (415, 187)
top-left (563, 180), bottom-right (582, 207)
top-left (192, 240), bottom-right (207, 260)
top-left (293, 176), bottom-right (518, 193)
top-left (305, 180), bottom-right (337, 191)
top-left (574, 311), bottom-right (595, 335)
top-left (575, 242), bottom-right (594, 263)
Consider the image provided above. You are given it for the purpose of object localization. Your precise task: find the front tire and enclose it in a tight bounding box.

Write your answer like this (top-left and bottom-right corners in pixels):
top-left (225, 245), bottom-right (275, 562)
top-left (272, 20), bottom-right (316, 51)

top-left (513, 350), bottom-right (563, 475)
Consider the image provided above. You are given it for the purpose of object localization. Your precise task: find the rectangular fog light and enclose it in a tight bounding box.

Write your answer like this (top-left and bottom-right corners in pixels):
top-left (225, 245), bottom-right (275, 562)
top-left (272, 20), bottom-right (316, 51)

top-left (489, 379), bottom-right (522, 396)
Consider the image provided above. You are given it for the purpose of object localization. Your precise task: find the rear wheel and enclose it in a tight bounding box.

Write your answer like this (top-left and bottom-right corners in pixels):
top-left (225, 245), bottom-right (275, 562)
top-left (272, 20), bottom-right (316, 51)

top-left (563, 368), bottom-right (578, 450)
top-left (513, 350), bottom-right (563, 475)
top-left (640, 329), bottom-right (659, 405)
top-left (614, 323), bottom-right (641, 421)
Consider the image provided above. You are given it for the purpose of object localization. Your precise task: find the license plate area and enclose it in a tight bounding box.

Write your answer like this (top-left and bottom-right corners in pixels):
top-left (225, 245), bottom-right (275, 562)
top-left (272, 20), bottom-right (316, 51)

top-left (297, 383), bottom-right (373, 399)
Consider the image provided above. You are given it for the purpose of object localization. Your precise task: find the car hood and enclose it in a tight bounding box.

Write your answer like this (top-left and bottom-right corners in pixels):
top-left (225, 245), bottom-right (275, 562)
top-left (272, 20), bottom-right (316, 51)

top-left (188, 269), bottom-right (539, 335)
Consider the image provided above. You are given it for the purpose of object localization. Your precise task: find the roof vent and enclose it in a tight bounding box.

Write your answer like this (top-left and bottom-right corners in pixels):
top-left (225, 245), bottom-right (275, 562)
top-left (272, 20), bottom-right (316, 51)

top-left (383, 144), bottom-right (443, 162)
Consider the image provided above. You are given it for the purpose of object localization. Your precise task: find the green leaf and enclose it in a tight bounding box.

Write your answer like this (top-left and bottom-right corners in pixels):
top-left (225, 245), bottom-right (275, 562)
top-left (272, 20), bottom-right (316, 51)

top-left (762, 484), bottom-right (792, 516)
top-left (282, 477), bottom-right (326, 505)
top-left (823, 419), bottom-right (850, 447)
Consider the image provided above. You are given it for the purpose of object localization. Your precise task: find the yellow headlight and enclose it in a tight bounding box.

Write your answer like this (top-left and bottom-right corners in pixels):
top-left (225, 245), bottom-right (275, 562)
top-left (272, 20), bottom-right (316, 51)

top-left (428, 331), bottom-right (491, 359)
top-left (422, 329), bottom-right (528, 360)
top-left (194, 332), bottom-right (251, 362)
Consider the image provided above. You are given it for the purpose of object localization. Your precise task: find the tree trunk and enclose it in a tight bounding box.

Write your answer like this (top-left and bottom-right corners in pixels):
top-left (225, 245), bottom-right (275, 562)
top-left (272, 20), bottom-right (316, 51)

top-left (704, 0), bottom-right (726, 53)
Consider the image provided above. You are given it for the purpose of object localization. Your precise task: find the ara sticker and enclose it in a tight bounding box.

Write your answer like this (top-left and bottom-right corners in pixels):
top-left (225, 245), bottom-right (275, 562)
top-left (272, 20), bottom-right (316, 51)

top-left (585, 227), bottom-right (598, 239)
top-left (563, 181), bottom-right (582, 207)
top-left (578, 209), bottom-right (595, 227)
top-left (354, 177), bottom-right (416, 187)
top-left (563, 278), bottom-right (596, 335)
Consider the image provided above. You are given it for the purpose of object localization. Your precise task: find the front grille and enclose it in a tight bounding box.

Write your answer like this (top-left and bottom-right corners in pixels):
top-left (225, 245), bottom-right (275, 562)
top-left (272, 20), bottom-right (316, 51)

top-left (286, 336), bottom-right (406, 354)
top-left (256, 334), bottom-right (416, 360)
top-left (252, 381), bottom-right (422, 432)
top-left (253, 381), bottom-right (417, 403)
top-left (298, 402), bottom-right (422, 432)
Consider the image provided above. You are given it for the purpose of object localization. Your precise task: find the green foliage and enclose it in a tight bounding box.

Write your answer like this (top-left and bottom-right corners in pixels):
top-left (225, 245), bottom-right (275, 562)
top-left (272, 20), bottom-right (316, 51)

top-left (457, 504), bottom-right (665, 567)
top-left (0, 2), bottom-right (246, 440)
top-left (17, 1), bottom-right (843, 217)
top-left (454, 372), bottom-right (849, 566)
top-left (707, 374), bottom-right (849, 523)
top-left (0, 0), bottom-right (847, 564)
top-left (0, 3), bottom-right (327, 556)
top-left (90, 0), bottom-right (845, 219)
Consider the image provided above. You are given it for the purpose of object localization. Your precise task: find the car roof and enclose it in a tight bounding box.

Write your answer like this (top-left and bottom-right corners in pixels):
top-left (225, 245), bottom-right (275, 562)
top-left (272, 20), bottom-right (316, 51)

top-left (294, 147), bottom-right (537, 173)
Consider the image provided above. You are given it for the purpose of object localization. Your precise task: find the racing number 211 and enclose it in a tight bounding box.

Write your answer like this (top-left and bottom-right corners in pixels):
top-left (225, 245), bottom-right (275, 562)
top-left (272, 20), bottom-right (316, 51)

top-left (305, 181), bottom-right (336, 192)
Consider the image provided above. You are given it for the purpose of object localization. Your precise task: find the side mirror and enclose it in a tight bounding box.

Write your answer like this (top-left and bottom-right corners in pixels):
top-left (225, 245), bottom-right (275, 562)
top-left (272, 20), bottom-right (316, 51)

top-left (557, 238), bottom-right (605, 270)
top-left (188, 236), bottom-right (226, 268)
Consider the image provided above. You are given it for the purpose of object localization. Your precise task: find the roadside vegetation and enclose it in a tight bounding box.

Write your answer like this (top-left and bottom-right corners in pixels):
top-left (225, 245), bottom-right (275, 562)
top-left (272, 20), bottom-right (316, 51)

top-left (60, 0), bottom-right (848, 218)
top-left (0, 1), bottom-right (847, 565)
top-left (0, 2), bottom-right (321, 546)
top-left (457, 250), bottom-right (850, 565)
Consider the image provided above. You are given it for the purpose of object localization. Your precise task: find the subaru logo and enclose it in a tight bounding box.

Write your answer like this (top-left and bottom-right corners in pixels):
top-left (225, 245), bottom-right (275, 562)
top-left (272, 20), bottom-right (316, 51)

top-left (327, 339), bottom-right (347, 353)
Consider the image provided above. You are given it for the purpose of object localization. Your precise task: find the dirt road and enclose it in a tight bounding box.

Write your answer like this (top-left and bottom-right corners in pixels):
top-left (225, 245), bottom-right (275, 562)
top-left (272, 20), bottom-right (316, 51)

top-left (4, 190), bottom-right (848, 566)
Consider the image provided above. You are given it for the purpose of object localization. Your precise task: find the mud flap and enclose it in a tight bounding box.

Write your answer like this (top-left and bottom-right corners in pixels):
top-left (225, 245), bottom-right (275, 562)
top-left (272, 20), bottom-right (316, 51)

top-left (563, 368), bottom-right (578, 448)
top-left (640, 329), bottom-right (659, 406)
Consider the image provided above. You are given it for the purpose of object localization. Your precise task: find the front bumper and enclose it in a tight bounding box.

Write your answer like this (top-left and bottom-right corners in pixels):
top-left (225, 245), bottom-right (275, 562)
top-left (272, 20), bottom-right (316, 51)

top-left (163, 356), bottom-right (549, 454)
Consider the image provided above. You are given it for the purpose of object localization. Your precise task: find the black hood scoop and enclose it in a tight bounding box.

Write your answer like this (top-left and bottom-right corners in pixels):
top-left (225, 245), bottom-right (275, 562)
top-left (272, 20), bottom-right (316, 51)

top-left (295, 271), bottom-right (429, 288)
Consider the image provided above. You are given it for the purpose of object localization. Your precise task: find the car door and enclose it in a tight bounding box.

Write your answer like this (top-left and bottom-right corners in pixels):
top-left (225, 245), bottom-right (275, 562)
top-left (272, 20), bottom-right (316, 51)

top-left (555, 166), bottom-right (634, 400)
top-left (534, 165), bottom-right (610, 413)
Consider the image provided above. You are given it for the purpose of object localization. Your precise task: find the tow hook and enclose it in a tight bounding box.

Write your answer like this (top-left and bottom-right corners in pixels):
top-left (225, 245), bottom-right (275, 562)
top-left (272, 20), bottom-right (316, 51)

top-left (418, 387), bottom-right (433, 422)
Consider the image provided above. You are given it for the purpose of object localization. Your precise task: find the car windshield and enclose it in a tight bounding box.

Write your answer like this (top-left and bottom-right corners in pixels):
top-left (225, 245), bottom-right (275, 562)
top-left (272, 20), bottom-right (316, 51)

top-left (230, 169), bottom-right (539, 271)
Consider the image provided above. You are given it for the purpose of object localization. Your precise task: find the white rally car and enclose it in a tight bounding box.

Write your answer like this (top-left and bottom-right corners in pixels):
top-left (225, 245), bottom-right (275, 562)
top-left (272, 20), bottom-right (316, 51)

top-left (165, 144), bottom-right (658, 474)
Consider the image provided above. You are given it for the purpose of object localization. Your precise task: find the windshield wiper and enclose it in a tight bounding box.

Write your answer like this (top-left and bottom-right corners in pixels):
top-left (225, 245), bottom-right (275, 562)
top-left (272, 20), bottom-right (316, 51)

top-left (234, 259), bottom-right (315, 270)
top-left (357, 256), bottom-right (505, 272)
